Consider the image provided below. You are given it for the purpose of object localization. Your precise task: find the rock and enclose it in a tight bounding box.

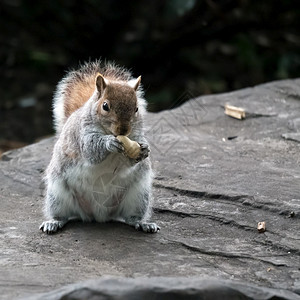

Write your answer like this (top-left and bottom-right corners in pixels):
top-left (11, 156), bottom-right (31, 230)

top-left (282, 132), bottom-right (300, 143)
top-left (23, 277), bottom-right (299, 300)
top-left (1, 79), bottom-right (300, 299)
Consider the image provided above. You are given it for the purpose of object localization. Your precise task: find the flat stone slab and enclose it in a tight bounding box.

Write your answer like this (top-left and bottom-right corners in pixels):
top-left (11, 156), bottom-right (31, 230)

top-left (1, 79), bottom-right (300, 299)
top-left (24, 277), bottom-right (299, 300)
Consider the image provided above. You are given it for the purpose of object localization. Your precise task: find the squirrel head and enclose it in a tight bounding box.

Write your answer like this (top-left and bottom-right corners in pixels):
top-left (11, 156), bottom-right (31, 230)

top-left (95, 73), bottom-right (141, 136)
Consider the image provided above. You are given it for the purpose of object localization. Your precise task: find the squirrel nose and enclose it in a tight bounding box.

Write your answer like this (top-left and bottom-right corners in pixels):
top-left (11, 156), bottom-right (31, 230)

top-left (119, 128), bottom-right (128, 136)
top-left (119, 125), bottom-right (130, 136)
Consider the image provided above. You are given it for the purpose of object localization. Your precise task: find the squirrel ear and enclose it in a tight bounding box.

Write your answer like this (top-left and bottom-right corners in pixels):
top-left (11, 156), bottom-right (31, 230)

top-left (96, 73), bottom-right (107, 94)
top-left (128, 76), bottom-right (141, 91)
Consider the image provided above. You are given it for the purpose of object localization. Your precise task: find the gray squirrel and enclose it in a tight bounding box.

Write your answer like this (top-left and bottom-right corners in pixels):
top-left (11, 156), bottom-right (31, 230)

top-left (39, 60), bottom-right (160, 234)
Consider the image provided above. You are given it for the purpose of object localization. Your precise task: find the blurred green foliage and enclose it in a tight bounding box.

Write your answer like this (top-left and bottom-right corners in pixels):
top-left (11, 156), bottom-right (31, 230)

top-left (0, 0), bottom-right (299, 143)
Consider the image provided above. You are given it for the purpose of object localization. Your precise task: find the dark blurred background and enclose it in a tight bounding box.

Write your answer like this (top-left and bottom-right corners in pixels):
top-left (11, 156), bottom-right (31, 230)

top-left (1, 0), bottom-right (300, 154)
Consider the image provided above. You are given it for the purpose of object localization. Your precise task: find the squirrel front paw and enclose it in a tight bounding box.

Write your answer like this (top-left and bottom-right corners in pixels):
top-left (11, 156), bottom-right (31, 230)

top-left (135, 143), bottom-right (150, 162)
top-left (107, 137), bottom-right (125, 154)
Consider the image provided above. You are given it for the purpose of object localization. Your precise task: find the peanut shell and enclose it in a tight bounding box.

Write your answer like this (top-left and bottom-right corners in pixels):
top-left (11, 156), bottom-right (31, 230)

top-left (117, 135), bottom-right (141, 159)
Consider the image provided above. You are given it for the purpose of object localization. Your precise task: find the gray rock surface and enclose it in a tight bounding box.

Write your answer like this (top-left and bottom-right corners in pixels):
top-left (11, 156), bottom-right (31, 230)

top-left (0, 79), bottom-right (300, 299)
top-left (24, 277), bottom-right (299, 300)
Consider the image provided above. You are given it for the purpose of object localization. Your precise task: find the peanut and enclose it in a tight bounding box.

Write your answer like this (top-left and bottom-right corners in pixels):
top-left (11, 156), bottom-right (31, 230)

top-left (117, 135), bottom-right (141, 159)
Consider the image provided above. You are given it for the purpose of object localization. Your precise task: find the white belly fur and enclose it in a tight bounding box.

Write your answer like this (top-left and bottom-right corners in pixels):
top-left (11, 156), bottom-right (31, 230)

top-left (65, 153), bottom-right (136, 221)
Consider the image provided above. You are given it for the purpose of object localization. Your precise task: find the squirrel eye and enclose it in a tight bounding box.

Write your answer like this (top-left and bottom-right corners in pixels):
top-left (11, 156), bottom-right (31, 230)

top-left (102, 102), bottom-right (109, 112)
top-left (135, 107), bottom-right (138, 113)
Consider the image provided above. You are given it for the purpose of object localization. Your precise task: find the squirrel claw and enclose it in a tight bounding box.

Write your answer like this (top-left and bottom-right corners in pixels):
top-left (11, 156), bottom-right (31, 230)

top-left (39, 219), bottom-right (67, 234)
top-left (135, 222), bottom-right (160, 233)
top-left (135, 143), bottom-right (150, 162)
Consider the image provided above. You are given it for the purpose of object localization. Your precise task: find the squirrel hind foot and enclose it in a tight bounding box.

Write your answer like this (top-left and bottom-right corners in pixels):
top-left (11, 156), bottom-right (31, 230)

top-left (134, 222), bottom-right (160, 233)
top-left (39, 218), bottom-right (68, 234)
